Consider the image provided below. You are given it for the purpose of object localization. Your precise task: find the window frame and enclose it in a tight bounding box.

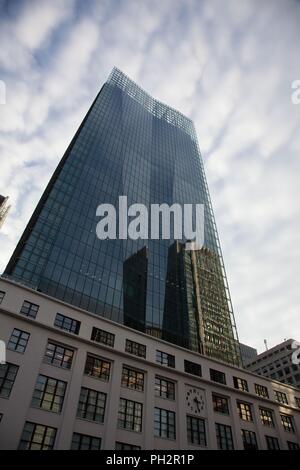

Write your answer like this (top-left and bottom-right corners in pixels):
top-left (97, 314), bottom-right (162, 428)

top-left (0, 362), bottom-right (19, 398)
top-left (237, 401), bottom-right (253, 422)
top-left (156, 350), bottom-right (175, 368)
top-left (118, 398), bottom-right (143, 433)
top-left (71, 433), bottom-right (101, 450)
top-left (287, 441), bottom-right (300, 450)
top-left (91, 327), bottom-right (115, 347)
top-left (210, 368), bottom-right (226, 385)
top-left (18, 422), bottom-right (57, 450)
top-left (84, 354), bottom-right (111, 382)
top-left (274, 390), bottom-right (288, 405)
top-left (115, 442), bottom-right (141, 450)
top-left (212, 394), bottom-right (230, 415)
top-left (280, 414), bottom-right (295, 433)
top-left (76, 387), bottom-right (107, 423)
top-left (7, 328), bottom-right (30, 354)
top-left (155, 376), bottom-right (175, 400)
top-left (154, 407), bottom-right (176, 440)
top-left (241, 429), bottom-right (258, 450)
top-left (20, 300), bottom-right (39, 319)
top-left (255, 383), bottom-right (269, 399)
top-left (259, 407), bottom-right (275, 427)
top-left (44, 341), bottom-right (74, 369)
top-left (233, 376), bottom-right (248, 392)
top-left (184, 360), bottom-right (202, 377)
top-left (215, 423), bottom-right (234, 450)
top-left (187, 415), bottom-right (207, 447)
top-left (54, 313), bottom-right (80, 335)
top-left (125, 339), bottom-right (146, 358)
top-left (31, 374), bottom-right (67, 413)
top-left (121, 366), bottom-right (144, 392)
top-left (265, 435), bottom-right (280, 450)
top-left (0, 290), bottom-right (5, 304)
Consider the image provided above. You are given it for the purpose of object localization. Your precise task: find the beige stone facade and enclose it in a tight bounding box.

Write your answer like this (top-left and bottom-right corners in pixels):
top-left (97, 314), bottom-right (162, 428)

top-left (0, 277), bottom-right (299, 450)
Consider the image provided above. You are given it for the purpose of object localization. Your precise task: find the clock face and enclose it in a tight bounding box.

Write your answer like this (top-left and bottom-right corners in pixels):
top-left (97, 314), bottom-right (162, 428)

top-left (185, 387), bottom-right (205, 415)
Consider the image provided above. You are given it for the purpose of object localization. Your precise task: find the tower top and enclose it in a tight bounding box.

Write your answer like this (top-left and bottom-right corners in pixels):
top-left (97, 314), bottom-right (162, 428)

top-left (107, 67), bottom-right (197, 141)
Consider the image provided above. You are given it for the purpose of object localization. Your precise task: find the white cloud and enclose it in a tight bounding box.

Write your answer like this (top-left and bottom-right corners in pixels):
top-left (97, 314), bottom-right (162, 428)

top-left (13, 0), bottom-right (74, 51)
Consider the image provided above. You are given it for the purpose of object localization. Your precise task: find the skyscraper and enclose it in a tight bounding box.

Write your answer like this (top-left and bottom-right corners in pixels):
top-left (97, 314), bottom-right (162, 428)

top-left (4, 68), bottom-right (241, 366)
top-left (239, 342), bottom-right (258, 365)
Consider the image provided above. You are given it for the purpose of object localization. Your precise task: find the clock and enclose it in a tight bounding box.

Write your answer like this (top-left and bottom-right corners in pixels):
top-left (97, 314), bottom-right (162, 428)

top-left (185, 387), bottom-right (205, 415)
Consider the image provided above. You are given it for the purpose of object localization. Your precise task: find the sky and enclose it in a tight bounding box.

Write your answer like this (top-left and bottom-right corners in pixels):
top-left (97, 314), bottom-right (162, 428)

top-left (0, 0), bottom-right (299, 353)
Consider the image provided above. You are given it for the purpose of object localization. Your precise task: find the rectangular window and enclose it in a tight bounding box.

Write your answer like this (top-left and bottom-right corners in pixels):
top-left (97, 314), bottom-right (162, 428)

top-left (84, 354), bottom-right (111, 381)
top-left (155, 376), bottom-right (175, 400)
top-left (32, 374), bottom-right (67, 413)
top-left (237, 402), bottom-right (253, 422)
top-left (212, 394), bottom-right (229, 414)
top-left (115, 442), bottom-right (141, 450)
top-left (187, 416), bottom-right (206, 446)
top-left (287, 441), bottom-right (300, 450)
top-left (54, 313), bottom-right (80, 334)
top-left (20, 300), bottom-right (39, 319)
top-left (295, 397), bottom-right (300, 409)
top-left (241, 429), bottom-right (258, 450)
top-left (216, 423), bottom-right (234, 450)
top-left (7, 328), bottom-right (30, 353)
top-left (274, 390), bottom-right (288, 405)
top-left (0, 362), bottom-right (19, 398)
top-left (255, 383), bottom-right (269, 399)
top-left (71, 433), bottom-right (101, 450)
top-left (0, 290), bottom-right (5, 304)
top-left (125, 339), bottom-right (146, 358)
top-left (259, 407), bottom-right (275, 427)
top-left (233, 376), bottom-right (248, 392)
top-left (91, 327), bottom-right (115, 347)
top-left (184, 360), bottom-right (202, 377)
top-left (44, 341), bottom-right (74, 369)
top-left (154, 407), bottom-right (176, 440)
top-left (121, 366), bottom-right (144, 391)
top-left (210, 368), bottom-right (226, 385)
top-left (156, 350), bottom-right (175, 368)
top-left (18, 422), bottom-right (57, 450)
top-left (77, 387), bottom-right (106, 423)
top-left (118, 398), bottom-right (143, 432)
top-left (265, 435), bottom-right (280, 450)
top-left (280, 414), bottom-right (295, 433)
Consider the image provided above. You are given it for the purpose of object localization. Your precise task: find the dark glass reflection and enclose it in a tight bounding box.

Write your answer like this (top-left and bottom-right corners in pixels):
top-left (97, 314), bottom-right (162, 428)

top-left (123, 246), bottom-right (148, 332)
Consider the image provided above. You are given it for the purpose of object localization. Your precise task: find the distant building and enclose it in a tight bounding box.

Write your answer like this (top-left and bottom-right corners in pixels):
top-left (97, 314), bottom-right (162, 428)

top-left (0, 195), bottom-right (10, 228)
top-left (245, 339), bottom-right (300, 389)
top-left (239, 343), bottom-right (258, 365)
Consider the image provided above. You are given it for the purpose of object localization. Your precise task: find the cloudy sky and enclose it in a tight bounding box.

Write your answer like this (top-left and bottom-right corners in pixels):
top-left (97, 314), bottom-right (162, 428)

top-left (0, 0), bottom-right (299, 353)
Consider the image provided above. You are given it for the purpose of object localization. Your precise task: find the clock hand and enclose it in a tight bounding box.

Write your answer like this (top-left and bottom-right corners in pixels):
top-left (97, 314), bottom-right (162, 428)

top-left (193, 397), bottom-right (201, 411)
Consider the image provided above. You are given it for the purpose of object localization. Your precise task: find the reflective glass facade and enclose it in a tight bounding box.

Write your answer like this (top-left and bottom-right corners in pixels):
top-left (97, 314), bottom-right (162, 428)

top-left (4, 68), bottom-right (241, 366)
